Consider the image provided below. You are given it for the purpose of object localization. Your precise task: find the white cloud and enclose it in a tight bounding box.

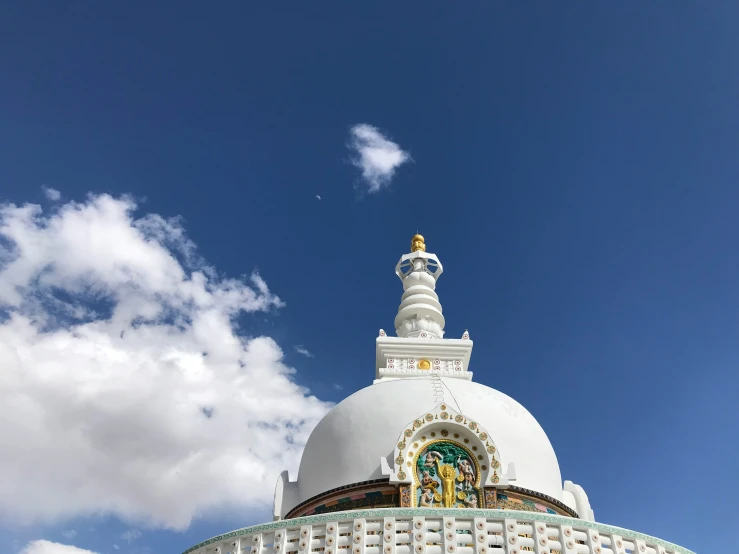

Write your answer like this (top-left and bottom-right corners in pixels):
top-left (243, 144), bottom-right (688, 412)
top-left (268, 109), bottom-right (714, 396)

top-left (294, 345), bottom-right (313, 357)
top-left (20, 540), bottom-right (99, 554)
top-left (42, 186), bottom-right (61, 201)
top-left (332, 383), bottom-right (343, 391)
top-left (61, 530), bottom-right (77, 539)
top-left (348, 124), bottom-right (410, 193)
top-left (0, 194), bottom-right (331, 530)
top-left (315, 195), bottom-right (321, 200)
top-left (113, 546), bottom-right (119, 550)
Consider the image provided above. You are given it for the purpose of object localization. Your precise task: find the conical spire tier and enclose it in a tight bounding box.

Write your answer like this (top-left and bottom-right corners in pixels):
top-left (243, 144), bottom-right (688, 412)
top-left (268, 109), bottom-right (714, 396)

top-left (394, 234), bottom-right (445, 339)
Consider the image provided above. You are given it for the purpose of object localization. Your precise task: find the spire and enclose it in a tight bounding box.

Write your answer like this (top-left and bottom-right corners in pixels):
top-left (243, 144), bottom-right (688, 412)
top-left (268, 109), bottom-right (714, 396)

top-left (375, 234), bottom-right (473, 382)
top-left (394, 234), bottom-right (445, 339)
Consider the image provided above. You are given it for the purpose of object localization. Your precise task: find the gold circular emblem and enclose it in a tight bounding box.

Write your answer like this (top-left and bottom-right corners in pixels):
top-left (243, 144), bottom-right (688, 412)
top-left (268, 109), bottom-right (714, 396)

top-left (418, 359), bottom-right (431, 370)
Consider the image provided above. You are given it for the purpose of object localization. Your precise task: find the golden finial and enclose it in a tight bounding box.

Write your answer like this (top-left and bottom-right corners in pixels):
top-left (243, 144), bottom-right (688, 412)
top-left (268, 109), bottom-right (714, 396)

top-left (410, 233), bottom-right (426, 252)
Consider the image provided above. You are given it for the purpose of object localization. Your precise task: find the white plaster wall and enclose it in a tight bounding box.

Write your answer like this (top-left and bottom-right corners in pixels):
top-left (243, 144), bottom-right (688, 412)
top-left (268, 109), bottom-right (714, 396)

top-left (562, 489), bottom-right (578, 513)
top-left (296, 377), bottom-right (563, 507)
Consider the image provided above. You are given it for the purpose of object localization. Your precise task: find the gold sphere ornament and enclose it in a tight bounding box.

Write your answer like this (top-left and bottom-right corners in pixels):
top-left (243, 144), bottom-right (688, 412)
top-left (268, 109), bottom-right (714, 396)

top-left (411, 234), bottom-right (426, 252)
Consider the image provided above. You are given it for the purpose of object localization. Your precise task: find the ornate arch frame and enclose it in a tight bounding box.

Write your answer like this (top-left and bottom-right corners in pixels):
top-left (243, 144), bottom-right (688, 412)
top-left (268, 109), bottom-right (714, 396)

top-left (384, 403), bottom-right (516, 508)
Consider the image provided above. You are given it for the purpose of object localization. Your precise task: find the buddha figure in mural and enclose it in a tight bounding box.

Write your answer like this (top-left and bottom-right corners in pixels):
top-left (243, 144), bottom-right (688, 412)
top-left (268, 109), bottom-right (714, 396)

top-left (438, 464), bottom-right (458, 508)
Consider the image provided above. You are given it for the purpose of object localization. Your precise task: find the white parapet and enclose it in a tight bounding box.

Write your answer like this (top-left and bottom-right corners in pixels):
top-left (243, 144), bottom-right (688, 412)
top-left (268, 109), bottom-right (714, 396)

top-left (375, 335), bottom-right (474, 381)
top-left (183, 508), bottom-right (695, 554)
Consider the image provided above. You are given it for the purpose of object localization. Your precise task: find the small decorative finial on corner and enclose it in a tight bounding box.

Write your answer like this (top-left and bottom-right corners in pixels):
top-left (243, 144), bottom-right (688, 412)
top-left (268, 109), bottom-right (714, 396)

top-left (410, 233), bottom-right (426, 252)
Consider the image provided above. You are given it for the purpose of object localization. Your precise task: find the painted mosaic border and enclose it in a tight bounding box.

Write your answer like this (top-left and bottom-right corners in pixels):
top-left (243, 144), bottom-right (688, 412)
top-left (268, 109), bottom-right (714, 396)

top-left (286, 478), bottom-right (390, 518)
top-left (182, 507), bottom-right (695, 554)
top-left (504, 485), bottom-right (578, 518)
top-left (297, 490), bottom-right (398, 517)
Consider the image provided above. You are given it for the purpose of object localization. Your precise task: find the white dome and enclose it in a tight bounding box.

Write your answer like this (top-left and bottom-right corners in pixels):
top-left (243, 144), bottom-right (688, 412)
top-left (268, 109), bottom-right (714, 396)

top-left (297, 377), bottom-right (563, 504)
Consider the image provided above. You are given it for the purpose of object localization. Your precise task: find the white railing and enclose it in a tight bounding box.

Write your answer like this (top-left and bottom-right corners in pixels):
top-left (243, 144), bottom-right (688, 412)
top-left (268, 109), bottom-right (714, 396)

top-left (183, 508), bottom-right (694, 554)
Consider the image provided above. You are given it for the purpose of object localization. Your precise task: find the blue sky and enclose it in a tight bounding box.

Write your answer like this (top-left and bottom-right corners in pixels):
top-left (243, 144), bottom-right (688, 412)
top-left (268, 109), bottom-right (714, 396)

top-left (1, 2), bottom-right (737, 553)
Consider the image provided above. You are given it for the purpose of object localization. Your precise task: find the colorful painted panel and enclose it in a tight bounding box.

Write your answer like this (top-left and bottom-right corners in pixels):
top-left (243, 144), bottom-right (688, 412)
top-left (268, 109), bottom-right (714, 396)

top-left (493, 492), bottom-right (557, 515)
top-left (289, 484), bottom-right (398, 518)
top-left (415, 440), bottom-right (482, 509)
top-left (400, 484), bottom-right (412, 508)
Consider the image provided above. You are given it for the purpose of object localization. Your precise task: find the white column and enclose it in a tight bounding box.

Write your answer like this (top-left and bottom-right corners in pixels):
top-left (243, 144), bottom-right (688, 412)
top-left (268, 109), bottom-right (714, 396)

top-left (412, 516), bottom-right (426, 554)
top-left (250, 533), bottom-right (262, 554)
top-left (353, 518), bottom-right (367, 554)
top-left (274, 528), bottom-right (288, 554)
top-left (299, 525), bottom-right (312, 554)
top-left (442, 517), bottom-right (456, 554)
top-left (610, 534), bottom-right (626, 554)
top-left (473, 518), bottom-right (487, 554)
top-left (324, 521), bottom-right (339, 554)
top-left (532, 521), bottom-right (549, 554)
top-left (383, 517), bottom-right (397, 554)
top-left (559, 525), bottom-right (577, 554)
top-left (503, 519), bottom-right (518, 554)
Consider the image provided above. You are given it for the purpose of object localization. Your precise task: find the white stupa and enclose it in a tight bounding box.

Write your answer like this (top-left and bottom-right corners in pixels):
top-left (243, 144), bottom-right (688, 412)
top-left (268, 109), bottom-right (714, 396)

top-left (184, 235), bottom-right (694, 554)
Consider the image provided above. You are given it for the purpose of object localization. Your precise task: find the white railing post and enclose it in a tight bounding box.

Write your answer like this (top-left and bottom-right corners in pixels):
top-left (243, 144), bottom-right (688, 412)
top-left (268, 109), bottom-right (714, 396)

top-left (251, 533), bottom-right (263, 554)
top-left (586, 528), bottom-right (602, 553)
top-left (353, 517), bottom-right (367, 554)
top-left (503, 518), bottom-right (518, 554)
top-left (559, 524), bottom-right (576, 554)
top-left (299, 525), bottom-right (312, 554)
top-left (383, 516), bottom-right (396, 554)
top-left (413, 516), bottom-right (426, 554)
top-left (532, 521), bottom-right (548, 554)
top-left (610, 534), bottom-right (626, 554)
top-left (443, 516), bottom-right (456, 554)
top-left (273, 527), bottom-right (287, 554)
top-left (473, 518), bottom-right (486, 554)
top-left (325, 521), bottom-right (339, 554)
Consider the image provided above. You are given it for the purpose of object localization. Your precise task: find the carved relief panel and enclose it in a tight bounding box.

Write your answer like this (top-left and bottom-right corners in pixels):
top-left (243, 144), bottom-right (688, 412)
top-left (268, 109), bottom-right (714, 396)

top-left (414, 440), bottom-right (482, 509)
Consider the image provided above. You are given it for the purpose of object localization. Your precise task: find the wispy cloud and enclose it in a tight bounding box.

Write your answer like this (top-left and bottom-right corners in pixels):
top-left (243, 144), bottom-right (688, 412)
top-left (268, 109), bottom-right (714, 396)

top-left (20, 540), bottom-right (99, 554)
top-left (41, 186), bottom-right (61, 201)
top-left (61, 530), bottom-right (77, 539)
top-left (294, 345), bottom-right (314, 357)
top-left (333, 383), bottom-right (343, 391)
top-left (348, 124), bottom-right (410, 193)
top-left (121, 530), bottom-right (142, 543)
